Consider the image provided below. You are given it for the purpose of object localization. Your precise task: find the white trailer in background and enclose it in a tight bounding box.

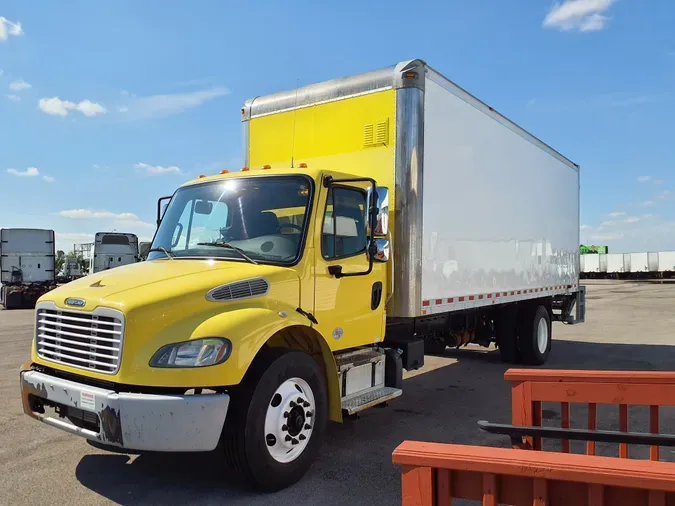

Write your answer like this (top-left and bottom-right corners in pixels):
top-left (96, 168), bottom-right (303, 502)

top-left (91, 232), bottom-right (139, 273)
top-left (658, 251), bottom-right (675, 274)
top-left (630, 252), bottom-right (650, 273)
top-left (582, 255), bottom-right (600, 275)
top-left (606, 253), bottom-right (630, 276)
top-left (0, 228), bottom-right (56, 309)
top-left (139, 241), bottom-right (152, 260)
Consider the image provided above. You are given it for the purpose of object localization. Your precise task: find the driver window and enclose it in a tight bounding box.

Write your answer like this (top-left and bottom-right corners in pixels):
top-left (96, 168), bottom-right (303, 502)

top-left (188, 200), bottom-right (230, 246)
top-left (322, 187), bottom-right (367, 259)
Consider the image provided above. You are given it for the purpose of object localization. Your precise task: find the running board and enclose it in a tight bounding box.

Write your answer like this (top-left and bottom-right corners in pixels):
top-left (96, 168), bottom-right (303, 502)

top-left (341, 387), bottom-right (402, 415)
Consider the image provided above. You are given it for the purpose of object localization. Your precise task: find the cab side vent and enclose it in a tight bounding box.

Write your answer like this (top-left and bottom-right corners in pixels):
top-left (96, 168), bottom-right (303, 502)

top-left (375, 119), bottom-right (389, 145)
top-left (363, 119), bottom-right (389, 147)
top-left (363, 123), bottom-right (374, 147)
top-left (207, 278), bottom-right (270, 302)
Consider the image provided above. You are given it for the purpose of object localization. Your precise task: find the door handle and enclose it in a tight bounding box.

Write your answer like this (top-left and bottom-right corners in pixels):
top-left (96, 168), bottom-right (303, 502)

top-left (328, 265), bottom-right (343, 278)
top-left (371, 281), bottom-right (383, 310)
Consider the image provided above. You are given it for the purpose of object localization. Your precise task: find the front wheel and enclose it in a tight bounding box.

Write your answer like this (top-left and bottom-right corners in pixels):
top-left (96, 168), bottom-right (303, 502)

top-left (221, 348), bottom-right (327, 492)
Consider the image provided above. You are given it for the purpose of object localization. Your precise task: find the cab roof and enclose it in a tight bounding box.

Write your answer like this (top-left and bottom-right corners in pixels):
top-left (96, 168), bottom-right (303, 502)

top-left (181, 166), bottom-right (326, 188)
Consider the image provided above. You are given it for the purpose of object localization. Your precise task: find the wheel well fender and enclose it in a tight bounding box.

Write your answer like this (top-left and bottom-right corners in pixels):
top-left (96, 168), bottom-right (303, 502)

top-left (265, 326), bottom-right (342, 423)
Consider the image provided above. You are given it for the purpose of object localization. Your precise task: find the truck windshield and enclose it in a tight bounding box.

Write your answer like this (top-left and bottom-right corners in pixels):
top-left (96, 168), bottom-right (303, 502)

top-left (149, 175), bottom-right (312, 264)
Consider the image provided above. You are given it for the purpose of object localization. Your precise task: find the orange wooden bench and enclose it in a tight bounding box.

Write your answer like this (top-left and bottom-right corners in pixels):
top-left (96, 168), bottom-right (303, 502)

top-left (502, 369), bottom-right (675, 459)
top-left (394, 369), bottom-right (675, 505)
top-left (393, 441), bottom-right (675, 505)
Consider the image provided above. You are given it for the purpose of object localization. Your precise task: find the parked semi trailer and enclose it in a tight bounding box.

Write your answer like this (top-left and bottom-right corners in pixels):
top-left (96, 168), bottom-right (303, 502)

top-left (0, 228), bottom-right (56, 309)
top-left (91, 232), bottom-right (139, 273)
top-left (20, 60), bottom-right (585, 491)
top-left (582, 251), bottom-right (675, 278)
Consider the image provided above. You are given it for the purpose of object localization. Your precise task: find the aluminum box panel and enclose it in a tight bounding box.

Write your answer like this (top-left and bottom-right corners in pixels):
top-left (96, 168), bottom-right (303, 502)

top-left (420, 74), bottom-right (579, 302)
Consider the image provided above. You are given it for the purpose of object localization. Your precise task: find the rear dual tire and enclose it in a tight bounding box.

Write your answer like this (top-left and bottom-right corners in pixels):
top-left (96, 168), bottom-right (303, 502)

top-left (497, 304), bottom-right (551, 365)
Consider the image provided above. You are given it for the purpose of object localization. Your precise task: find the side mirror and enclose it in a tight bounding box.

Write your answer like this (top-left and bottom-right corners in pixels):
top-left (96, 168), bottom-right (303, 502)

top-left (370, 238), bottom-right (390, 262)
top-left (367, 186), bottom-right (389, 236)
top-left (157, 196), bottom-right (172, 226)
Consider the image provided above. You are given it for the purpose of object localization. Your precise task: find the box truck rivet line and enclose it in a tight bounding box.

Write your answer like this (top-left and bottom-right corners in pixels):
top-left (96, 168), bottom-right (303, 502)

top-left (19, 59), bottom-right (585, 492)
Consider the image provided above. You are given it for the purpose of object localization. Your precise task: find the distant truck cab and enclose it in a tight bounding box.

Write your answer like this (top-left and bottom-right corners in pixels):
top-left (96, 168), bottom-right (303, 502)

top-left (20, 59), bottom-right (585, 491)
top-left (91, 232), bottom-right (139, 273)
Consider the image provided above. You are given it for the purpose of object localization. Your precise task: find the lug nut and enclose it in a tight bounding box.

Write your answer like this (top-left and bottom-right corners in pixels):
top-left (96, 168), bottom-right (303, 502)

top-left (292, 438), bottom-right (299, 445)
top-left (289, 401), bottom-right (296, 408)
top-left (306, 411), bottom-right (313, 418)
top-left (304, 424), bottom-right (312, 430)
top-left (297, 397), bottom-right (304, 404)
top-left (282, 424), bottom-right (288, 431)
top-left (303, 401), bottom-right (310, 408)
top-left (283, 411), bottom-right (289, 418)
top-left (299, 434), bottom-right (306, 441)
top-left (285, 435), bottom-right (292, 442)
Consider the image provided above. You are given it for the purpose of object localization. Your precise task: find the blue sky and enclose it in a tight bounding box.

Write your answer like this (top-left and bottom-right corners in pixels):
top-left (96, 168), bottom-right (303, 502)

top-left (1, 0), bottom-right (674, 253)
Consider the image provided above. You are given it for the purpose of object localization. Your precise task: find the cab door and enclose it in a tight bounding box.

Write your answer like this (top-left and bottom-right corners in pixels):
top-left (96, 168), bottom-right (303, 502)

top-left (313, 177), bottom-right (387, 351)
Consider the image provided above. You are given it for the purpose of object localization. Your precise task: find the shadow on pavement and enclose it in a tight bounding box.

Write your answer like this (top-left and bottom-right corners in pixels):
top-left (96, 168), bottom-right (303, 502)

top-left (76, 339), bottom-right (675, 505)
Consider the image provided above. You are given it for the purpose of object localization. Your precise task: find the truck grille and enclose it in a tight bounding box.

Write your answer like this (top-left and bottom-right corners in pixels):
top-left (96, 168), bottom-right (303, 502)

top-left (35, 304), bottom-right (124, 374)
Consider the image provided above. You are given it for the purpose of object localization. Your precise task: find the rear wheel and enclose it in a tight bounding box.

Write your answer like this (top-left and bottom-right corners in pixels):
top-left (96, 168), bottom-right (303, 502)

top-left (221, 348), bottom-right (327, 492)
top-left (496, 310), bottom-right (521, 364)
top-left (518, 305), bottom-right (551, 365)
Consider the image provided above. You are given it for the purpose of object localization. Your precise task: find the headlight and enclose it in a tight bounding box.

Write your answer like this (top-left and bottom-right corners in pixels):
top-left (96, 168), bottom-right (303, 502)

top-left (149, 338), bottom-right (231, 368)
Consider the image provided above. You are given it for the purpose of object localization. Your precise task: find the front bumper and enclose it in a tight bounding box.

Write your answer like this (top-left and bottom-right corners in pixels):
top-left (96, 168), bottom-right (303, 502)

top-left (20, 367), bottom-right (229, 452)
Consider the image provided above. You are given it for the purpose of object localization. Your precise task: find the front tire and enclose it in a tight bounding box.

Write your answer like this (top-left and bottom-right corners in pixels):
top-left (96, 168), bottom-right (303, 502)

top-left (222, 348), bottom-right (327, 492)
top-left (518, 305), bottom-right (552, 365)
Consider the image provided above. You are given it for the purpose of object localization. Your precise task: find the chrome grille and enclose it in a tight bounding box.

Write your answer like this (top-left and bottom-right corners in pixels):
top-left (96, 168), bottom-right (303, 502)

top-left (35, 304), bottom-right (124, 374)
top-left (207, 278), bottom-right (269, 302)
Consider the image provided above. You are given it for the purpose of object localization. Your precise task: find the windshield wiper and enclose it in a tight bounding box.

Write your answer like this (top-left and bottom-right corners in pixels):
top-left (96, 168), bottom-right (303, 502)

top-left (148, 247), bottom-right (175, 259)
top-left (196, 242), bottom-right (259, 265)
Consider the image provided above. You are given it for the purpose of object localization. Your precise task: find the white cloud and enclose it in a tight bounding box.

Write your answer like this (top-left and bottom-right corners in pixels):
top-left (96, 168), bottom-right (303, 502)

top-left (59, 209), bottom-right (139, 220)
top-left (623, 216), bottom-right (640, 224)
top-left (43, 175), bottom-right (55, 183)
top-left (543, 0), bottom-right (617, 32)
top-left (654, 179), bottom-right (664, 185)
top-left (641, 200), bottom-right (656, 207)
top-left (657, 190), bottom-right (674, 201)
top-left (38, 96), bottom-right (107, 117)
top-left (9, 79), bottom-right (31, 91)
top-left (135, 162), bottom-right (181, 175)
top-left (7, 167), bottom-right (39, 177)
top-left (598, 220), bottom-right (616, 228)
top-left (637, 176), bottom-right (652, 183)
top-left (77, 99), bottom-right (107, 117)
top-left (590, 232), bottom-right (624, 241)
top-left (57, 232), bottom-right (94, 242)
top-left (118, 87), bottom-right (229, 120)
top-left (0, 17), bottom-right (23, 41)
top-left (58, 208), bottom-right (154, 229)
top-left (606, 211), bottom-right (625, 217)
top-left (580, 224), bottom-right (593, 231)
top-left (0, 69), bottom-right (3, 77)
top-left (7, 94), bottom-right (20, 102)
top-left (113, 219), bottom-right (155, 230)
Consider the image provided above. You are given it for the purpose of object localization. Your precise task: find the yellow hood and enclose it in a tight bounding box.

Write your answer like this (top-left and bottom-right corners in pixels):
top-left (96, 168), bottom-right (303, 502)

top-left (44, 259), bottom-right (298, 312)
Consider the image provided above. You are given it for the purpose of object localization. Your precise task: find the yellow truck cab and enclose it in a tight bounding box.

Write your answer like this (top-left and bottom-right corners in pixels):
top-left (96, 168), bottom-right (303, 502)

top-left (20, 59), bottom-right (585, 491)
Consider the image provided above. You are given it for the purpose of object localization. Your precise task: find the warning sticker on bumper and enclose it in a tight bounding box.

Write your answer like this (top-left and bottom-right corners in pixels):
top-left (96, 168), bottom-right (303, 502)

top-left (80, 391), bottom-right (96, 411)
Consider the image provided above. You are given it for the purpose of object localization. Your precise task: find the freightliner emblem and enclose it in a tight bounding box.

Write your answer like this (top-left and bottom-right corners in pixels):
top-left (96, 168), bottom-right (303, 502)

top-left (65, 298), bottom-right (86, 307)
